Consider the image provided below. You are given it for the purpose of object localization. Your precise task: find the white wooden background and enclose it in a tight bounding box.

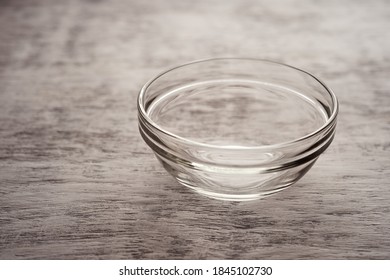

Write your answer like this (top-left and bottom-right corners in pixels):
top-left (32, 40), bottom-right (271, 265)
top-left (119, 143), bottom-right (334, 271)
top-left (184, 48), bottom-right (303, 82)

top-left (0, 0), bottom-right (389, 259)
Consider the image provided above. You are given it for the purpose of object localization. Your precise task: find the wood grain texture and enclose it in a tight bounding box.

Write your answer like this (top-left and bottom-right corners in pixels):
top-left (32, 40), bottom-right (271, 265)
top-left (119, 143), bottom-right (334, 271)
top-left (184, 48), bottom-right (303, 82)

top-left (0, 0), bottom-right (389, 259)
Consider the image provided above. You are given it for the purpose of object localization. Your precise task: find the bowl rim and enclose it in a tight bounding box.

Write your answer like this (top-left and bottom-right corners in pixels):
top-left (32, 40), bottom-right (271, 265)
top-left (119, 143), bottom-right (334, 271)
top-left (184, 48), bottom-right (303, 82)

top-left (137, 57), bottom-right (339, 151)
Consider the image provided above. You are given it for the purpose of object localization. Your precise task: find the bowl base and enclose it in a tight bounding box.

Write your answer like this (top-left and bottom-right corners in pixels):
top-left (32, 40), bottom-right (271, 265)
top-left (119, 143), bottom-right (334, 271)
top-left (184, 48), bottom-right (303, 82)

top-left (157, 154), bottom-right (317, 202)
top-left (177, 178), bottom-right (294, 201)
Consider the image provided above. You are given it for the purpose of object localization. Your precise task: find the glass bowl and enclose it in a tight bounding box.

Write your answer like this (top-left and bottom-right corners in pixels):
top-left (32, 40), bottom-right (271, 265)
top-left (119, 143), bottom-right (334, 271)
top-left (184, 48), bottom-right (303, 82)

top-left (138, 58), bottom-right (338, 201)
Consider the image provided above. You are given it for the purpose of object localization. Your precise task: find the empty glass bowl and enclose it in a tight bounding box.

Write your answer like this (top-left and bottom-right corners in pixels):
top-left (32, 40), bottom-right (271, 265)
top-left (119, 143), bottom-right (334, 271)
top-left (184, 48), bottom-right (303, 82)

top-left (138, 58), bottom-right (338, 201)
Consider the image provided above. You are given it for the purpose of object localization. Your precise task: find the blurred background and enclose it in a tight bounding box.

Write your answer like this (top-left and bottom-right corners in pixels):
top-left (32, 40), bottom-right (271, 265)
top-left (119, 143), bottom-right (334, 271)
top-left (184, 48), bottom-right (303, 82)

top-left (0, 0), bottom-right (389, 259)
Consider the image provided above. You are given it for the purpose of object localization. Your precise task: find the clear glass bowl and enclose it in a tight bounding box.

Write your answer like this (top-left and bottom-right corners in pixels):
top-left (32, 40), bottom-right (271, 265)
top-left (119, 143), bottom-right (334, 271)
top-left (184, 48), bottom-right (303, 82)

top-left (138, 58), bottom-right (338, 201)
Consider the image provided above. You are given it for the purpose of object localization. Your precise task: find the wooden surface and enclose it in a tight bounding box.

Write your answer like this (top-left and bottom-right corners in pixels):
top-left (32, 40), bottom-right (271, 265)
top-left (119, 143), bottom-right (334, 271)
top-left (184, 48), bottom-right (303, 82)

top-left (0, 0), bottom-right (389, 259)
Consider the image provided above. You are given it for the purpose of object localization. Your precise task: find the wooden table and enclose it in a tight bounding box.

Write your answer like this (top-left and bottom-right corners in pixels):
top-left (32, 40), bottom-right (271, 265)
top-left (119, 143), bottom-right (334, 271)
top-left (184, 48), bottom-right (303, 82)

top-left (1, 0), bottom-right (389, 259)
